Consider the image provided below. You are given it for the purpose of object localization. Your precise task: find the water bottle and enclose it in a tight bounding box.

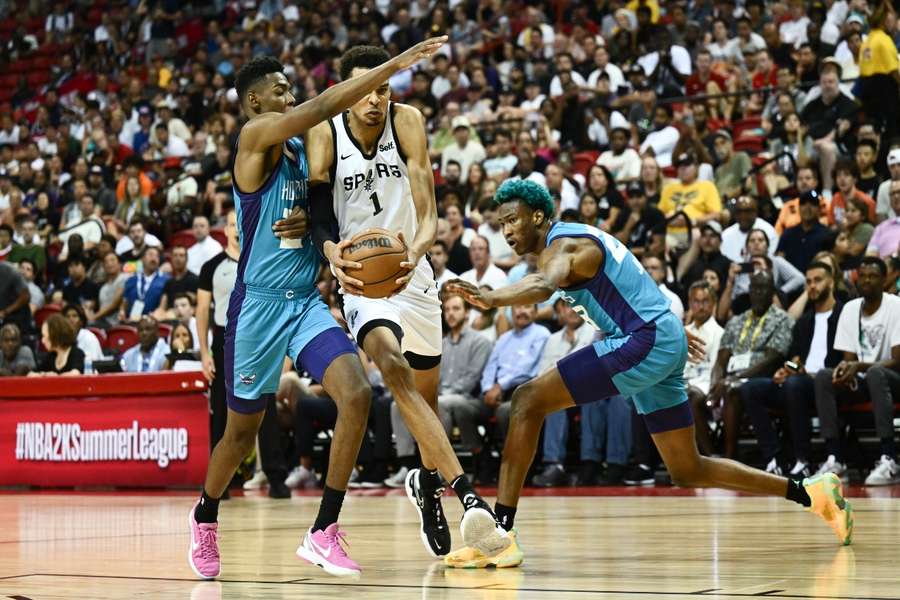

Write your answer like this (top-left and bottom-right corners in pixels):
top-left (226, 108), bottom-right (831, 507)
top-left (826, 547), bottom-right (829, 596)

top-left (84, 358), bottom-right (93, 376)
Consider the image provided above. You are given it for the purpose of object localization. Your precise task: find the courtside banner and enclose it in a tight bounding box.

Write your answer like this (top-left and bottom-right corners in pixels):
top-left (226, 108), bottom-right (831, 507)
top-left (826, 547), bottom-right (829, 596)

top-left (0, 373), bottom-right (209, 487)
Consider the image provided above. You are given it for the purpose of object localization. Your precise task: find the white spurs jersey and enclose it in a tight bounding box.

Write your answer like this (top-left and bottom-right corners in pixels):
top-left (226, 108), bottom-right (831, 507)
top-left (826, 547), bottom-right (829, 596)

top-left (330, 103), bottom-right (416, 244)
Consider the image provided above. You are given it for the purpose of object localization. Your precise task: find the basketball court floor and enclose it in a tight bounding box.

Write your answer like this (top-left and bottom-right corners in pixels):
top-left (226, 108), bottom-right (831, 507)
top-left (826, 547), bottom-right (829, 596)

top-left (2, 487), bottom-right (898, 599)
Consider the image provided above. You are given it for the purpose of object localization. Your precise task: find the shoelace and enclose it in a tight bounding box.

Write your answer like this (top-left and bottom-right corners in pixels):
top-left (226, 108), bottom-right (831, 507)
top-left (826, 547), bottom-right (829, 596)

top-left (326, 528), bottom-right (352, 558)
top-left (198, 527), bottom-right (219, 560)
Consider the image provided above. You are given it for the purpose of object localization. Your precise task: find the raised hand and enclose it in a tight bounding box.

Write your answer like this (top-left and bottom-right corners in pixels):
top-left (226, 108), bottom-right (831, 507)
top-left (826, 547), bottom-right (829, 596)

top-left (391, 36), bottom-right (449, 71)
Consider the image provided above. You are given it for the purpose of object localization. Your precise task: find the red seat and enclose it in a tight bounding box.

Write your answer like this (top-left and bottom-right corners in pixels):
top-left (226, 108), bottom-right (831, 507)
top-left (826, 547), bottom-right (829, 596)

top-left (87, 327), bottom-right (107, 347)
top-left (158, 323), bottom-right (173, 342)
top-left (26, 71), bottom-right (50, 89)
top-left (573, 150), bottom-right (601, 179)
top-left (34, 304), bottom-right (61, 329)
top-left (169, 228), bottom-right (197, 249)
top-left (209, 228), bottom-right (227, 248)
top-left (106, 325), bottom-right (139, 352)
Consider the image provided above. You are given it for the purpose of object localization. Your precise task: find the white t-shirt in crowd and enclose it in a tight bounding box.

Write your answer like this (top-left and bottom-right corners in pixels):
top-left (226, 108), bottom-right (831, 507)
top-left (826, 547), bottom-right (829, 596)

top-left (804, 310), bottom-right (832, 374)
top-left (115, 233), bottom-right (162, 255)
top-left (435, 267), bottom-right (458, 288)
top-left (720, 218), bottom-right (779, 263)
top-left (187, 236), bottom-right (224, 275)
top-left (549, 71), bottom-right (587, 97)
top-left (587, 64), bottom-right (625, 92)
top-left (834, 295), bottom-right (900, 363)
top-left (659, 283), bottom-right (684, 321)
top-left (684, 316), bottom-right (724, 394)
top-left (460, 263), bottom-right (509, 291)
top-left (597, 148), bottom-right (642, 184)
top-left (78, 328), bottom-right (105, 362)
top-left (640, 125), bottom-right (680, 168)
top-left (477, 223), bottom-right (515, 264)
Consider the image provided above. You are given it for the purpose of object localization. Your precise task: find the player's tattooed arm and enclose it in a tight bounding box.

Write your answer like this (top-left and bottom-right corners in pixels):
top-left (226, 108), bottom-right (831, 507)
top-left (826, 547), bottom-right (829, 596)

top-left (240, 37), bottom-right (447, 151)
top-left (394, 105), bottom-right (437, 291)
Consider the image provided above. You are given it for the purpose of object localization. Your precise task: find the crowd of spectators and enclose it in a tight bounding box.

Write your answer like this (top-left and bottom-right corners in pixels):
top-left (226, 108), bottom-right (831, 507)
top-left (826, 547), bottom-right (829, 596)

top-left (1, 0), bottom-right (900, 489)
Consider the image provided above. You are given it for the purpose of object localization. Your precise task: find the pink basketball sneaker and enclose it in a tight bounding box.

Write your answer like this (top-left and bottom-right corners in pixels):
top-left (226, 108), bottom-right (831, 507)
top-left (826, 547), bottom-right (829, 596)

top-left (188, 504), bottom-right (221, 579)
top-left (296, 523), bottom-right (361, 577)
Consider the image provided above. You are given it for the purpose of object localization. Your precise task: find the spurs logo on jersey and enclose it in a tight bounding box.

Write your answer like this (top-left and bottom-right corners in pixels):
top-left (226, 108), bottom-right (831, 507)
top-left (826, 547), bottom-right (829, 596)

top-left (330, 102), bottom-right (415, 244)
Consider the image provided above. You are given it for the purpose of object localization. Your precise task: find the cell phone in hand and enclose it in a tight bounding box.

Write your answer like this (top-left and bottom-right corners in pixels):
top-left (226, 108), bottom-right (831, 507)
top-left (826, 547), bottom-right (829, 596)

top-left (740, 262), bottom-right (755, 274)
top-left (784, 360), bottom-right (800, 372)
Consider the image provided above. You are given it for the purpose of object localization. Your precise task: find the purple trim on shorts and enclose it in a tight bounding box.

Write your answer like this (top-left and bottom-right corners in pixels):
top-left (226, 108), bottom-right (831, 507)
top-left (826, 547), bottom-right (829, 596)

top-left (227, 392), bottom-right (271, 415)
top-left (643, 401), bottom-right (694, 434)
top-left (297, 327), bottom-right (358, 384)
top-left (557, 322), bottom-right (656, 405)
top-left (223, 282), bottom-right (246, 409)
top-left (236, 193), bottom-right (262, 281)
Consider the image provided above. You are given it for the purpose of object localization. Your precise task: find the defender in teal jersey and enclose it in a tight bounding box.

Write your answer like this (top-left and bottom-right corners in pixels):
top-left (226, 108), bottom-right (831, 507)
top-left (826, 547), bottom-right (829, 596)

top-left (444, 180), bottom-right (853, 567)
top-left (187, 37), bottom-right (449, 581)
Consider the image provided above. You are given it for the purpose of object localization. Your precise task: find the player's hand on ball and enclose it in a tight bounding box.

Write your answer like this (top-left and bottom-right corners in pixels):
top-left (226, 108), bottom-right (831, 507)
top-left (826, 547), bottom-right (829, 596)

top-left (273, 207), bottom-right (308, 239)
top-left (325, 239), bottom-right (366, 295)
top-left (684, 328), bottom-right (706, 362)
top-left (392, 36), bottom-right (449, 70)
top-left (392, 231), bottom-right (416, 295)
top-left (444, 279), bottom-right (492, 310)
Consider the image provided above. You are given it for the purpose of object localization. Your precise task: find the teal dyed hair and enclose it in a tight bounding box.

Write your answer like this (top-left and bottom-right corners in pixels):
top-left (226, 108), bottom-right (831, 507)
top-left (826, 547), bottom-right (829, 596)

top-left (493, 179), bottom-right (554, 221)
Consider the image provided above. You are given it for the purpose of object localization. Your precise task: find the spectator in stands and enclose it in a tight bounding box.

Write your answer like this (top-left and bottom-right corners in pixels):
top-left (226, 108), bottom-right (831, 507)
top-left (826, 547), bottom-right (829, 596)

top-left (719, 229), bottom-right (805, 321)
top-left (777, 190), bottom-right (831, 272)
top-left (0, 323), bottom-right (35, 376)
top-left (59, 194), bottom-right (105, 251)
top-left (478, 304), bottom-right (550, 481)
top-left (800, 62), bottom-right (858, 194)
top-left (459, 235), bottom-right (508, 291)
top-left (171, 292), bottom-right (205, 352)
top-left (482, 129), bottom-right (517, 179)
top-left (814, 257), bottom-right (900, 485)
top-left (120, 315), bottom-right (171, 373)
top-left (117, 218), bottom-right (162, 265)
top-left (639, 103), bottom-right (680, 168)
top-left (0, 261), bottom-right (31, 334)
top-left (17, 260), bottom-right (44, 313)
top-left (741, 260), bottom-right (843, 478)
top-left (582, 165), bottom-right (624, 232)
top-left (429, 240), bottom-right (456, 287)
top-left (684, 281), bottom-right (725, 455)
top-left (659, 152), bottom-right (722, 227)
top-left (713, 132), bottom-right (752, 200)
top-left (677, 221), bottom-right (732, 290)
top-left (87, 165), bottom-right (116, 215)
top-left (840, 196), bottom-right (875, 260)
top-left (638, 155), bottom-right (664, 206)
top-left (122, 246), bottom-right (169, 322)
top-left (705, 272), bottom-right (794, 458)
top-left (855, 139), bottom-right (882, 199)
top-left (476, 204), bottom-right (516, 270)
top-left (829, 158), bottom-right (877, 227)
top-left (186, 215), bottom-right (222, 275)
top-left (642, 254), bottom-right (684, 320)
top-left (441, 116), bottom-right (485, 180)
top-left (597, 127), bottom-right (642, 186)
top-left (720, 195), bottom-right (779, 263)
top-left (545, 163), bottom-right (580, 213)
top-left (33, 313), bottom-right (84, 376)
top-left (62, 303), bottom-right (103, 363)
top-left (443, 203), bottom-right (474, 275)
top-left (8, 218), bottom-right (46, 275)
top-left (162, 245), bottom-right (199, 310)
top-left (0, 224), bottom-right (12, 260)
top-left (876, 149), bottom-right (900, 223)
top-left (613, 182), bottom-right (666, 258)
top-left (89, 251), bottom-right (128, 328)
top-left (114, 176), bottom-right (152, 235)
top-left (867, 180), bottom-right (900, 259)
top-left (857, 1), bottom-right (900, 146)
top-left (164, 322), bottom-right (201, 371)
top-left (61, 256), bottom-right (99, 310)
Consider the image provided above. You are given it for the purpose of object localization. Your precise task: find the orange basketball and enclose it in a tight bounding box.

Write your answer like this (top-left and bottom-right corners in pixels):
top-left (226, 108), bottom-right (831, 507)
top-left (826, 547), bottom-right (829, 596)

top-left (342, 228), bottom-right (408, 299)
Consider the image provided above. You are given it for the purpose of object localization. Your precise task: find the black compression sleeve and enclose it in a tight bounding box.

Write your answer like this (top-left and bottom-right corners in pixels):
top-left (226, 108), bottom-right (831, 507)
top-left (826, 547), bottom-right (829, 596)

top-left (309, 182), bottom-right (338, 261)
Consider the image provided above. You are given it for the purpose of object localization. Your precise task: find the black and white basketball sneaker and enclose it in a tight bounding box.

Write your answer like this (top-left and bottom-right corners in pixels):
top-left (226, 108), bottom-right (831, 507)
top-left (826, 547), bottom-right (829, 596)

top-left (405, 468), bottom-right (452, 557)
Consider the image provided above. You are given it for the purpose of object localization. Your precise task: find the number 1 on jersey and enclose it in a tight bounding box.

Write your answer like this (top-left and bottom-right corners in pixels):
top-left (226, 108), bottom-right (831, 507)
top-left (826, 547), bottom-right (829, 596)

top-left (369, 191), bottom-right (383, 216)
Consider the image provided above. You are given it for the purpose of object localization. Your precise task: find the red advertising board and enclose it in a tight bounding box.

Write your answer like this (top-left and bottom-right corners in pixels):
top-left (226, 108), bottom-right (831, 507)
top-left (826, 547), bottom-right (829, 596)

top-left (0, 372), bottom-right (209, 487)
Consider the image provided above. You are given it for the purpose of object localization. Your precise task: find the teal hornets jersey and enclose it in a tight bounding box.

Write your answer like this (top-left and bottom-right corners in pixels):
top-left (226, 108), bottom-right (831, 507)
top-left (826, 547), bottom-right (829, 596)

top-left (232, 137), bottom-right (317, 290)
top-left (546, 222), bottom-right (671, 336)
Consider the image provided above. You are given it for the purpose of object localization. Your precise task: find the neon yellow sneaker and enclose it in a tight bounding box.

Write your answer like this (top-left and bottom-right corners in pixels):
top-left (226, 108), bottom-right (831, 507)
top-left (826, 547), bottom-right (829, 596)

top-left (804, 473), bottom-right (853, 545)
top-left (444, 529), bottom-right (524, 568)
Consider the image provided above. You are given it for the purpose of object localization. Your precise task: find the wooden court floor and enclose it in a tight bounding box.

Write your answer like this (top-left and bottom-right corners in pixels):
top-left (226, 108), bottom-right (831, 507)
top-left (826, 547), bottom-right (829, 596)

top-left (1, 490), bottom-right (899, 599)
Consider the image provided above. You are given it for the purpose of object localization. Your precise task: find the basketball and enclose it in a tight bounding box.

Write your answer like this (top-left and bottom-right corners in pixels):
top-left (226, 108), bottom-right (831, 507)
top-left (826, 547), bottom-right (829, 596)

top-left (342, 228), bottom-right (408, 298)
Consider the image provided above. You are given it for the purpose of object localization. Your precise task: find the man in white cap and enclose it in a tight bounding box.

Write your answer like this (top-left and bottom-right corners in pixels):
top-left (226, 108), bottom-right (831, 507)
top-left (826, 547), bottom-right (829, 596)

top-left (440, 115), bottom-right (485, 180)
top-left (875, 148), bottom-right (900, 222)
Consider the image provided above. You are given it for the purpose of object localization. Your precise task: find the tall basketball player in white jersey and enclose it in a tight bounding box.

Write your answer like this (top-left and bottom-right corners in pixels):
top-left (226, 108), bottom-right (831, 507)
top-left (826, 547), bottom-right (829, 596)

top-left (307, 46), bottom-right (510, 560)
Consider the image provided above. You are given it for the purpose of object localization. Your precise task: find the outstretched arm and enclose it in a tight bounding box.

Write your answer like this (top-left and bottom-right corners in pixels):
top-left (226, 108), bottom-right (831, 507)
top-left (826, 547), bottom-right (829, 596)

top-left (394, 104), bottom-right (437, 290)
top-left (446, 240), bottom-right (574, 308)
top-left (240, 37), bottom-right (447, 152)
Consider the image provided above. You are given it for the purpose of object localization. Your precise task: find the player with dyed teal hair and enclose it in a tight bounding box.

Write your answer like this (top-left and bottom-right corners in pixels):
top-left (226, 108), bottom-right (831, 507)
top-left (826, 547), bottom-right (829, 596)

top-left (493, 179), bottom-right (555, 221)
